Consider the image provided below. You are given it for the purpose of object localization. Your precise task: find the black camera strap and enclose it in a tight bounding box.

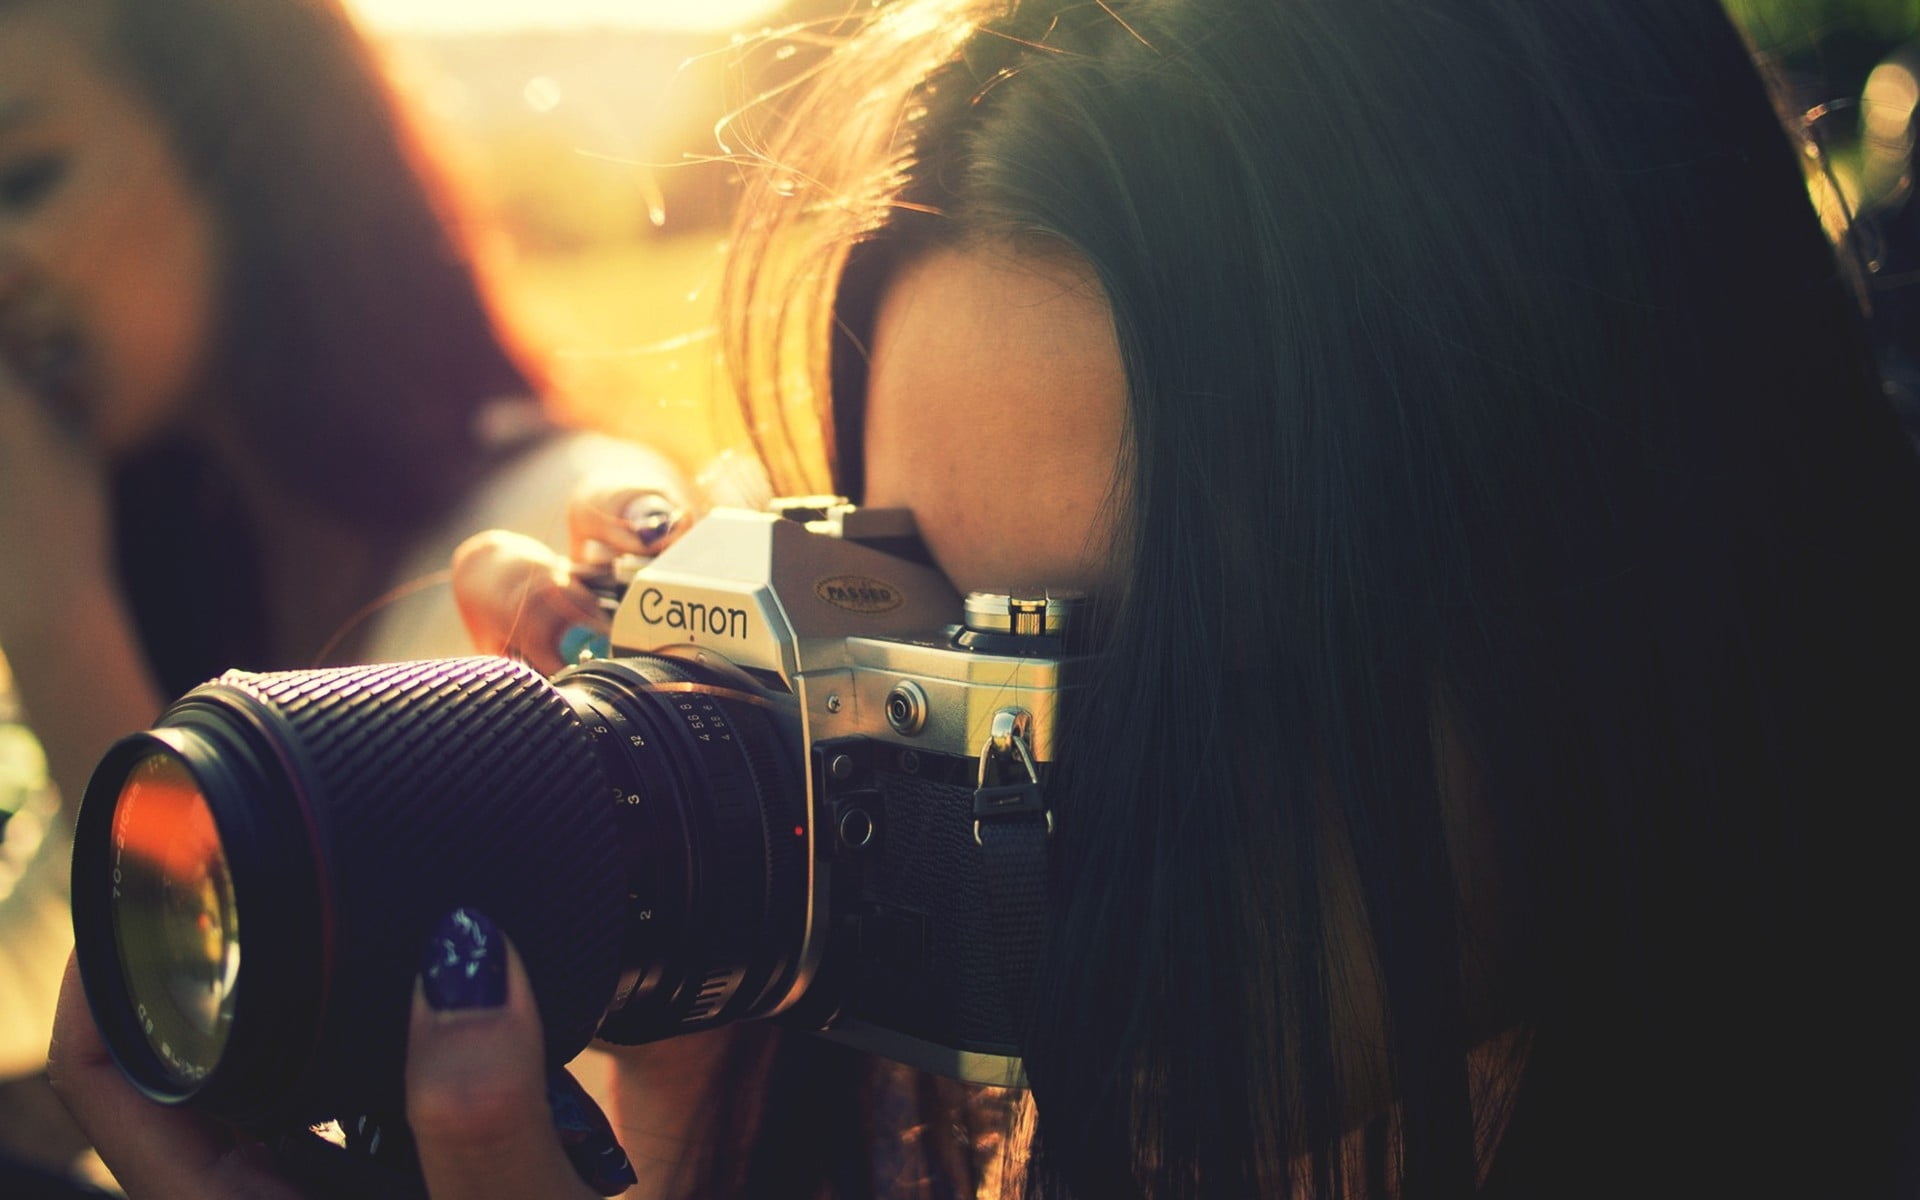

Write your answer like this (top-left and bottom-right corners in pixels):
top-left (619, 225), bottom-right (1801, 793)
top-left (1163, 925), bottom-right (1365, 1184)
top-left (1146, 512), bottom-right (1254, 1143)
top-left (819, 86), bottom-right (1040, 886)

top-left (975, 815), bottom-right (1049, 1042)
top-left (973, 708), bottom-right (1052, 1045)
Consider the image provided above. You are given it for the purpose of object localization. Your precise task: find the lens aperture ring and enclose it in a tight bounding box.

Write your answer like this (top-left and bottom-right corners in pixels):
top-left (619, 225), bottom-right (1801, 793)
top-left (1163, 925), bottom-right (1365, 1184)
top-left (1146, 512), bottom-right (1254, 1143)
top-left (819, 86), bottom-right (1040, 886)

top-left (560, 689), bottom-right (691, 1017)
top-left (562, 657), bottom-right (807, 1042)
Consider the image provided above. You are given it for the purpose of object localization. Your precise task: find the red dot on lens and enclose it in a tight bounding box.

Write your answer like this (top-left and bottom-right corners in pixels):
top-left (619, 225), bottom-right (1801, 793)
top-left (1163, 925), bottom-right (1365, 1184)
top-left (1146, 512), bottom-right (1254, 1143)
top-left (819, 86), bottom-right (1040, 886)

top-left (793, 826), bottom-right (805, 837)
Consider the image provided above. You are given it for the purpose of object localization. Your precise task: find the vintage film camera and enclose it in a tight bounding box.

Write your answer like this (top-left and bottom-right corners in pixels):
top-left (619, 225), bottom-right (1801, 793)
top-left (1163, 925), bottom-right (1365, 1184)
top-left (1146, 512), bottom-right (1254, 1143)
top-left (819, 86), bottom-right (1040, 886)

top-left (70, 499), bottom-right (1083, 1133)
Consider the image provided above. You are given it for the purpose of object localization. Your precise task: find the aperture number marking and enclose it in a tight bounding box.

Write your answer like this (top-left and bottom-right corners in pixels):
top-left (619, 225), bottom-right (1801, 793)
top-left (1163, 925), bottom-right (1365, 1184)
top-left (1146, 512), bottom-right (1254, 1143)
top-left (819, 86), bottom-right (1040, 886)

top-left (677, 699), bottom-right (733, 743)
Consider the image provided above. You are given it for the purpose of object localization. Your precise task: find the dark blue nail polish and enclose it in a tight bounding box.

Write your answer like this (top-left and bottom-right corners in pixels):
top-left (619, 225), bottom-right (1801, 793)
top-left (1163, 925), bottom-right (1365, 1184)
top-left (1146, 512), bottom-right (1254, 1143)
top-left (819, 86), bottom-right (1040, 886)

top-left (584, 1144), bottom-right (639, 1196)
top-left (548, 1067), bottom-right (639, 1195)
top-left (552, 1059), bottom-right (641, 1190)
top-left (621, 496), bottom-right (681, 549)
top-left (420, 907), bottom-right (506, 1011)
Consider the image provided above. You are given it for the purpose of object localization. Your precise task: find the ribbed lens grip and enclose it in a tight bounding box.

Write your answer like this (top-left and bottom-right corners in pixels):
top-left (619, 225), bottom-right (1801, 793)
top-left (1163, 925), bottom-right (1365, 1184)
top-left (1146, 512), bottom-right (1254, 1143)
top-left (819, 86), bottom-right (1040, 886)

top-left (198, 656), bottom-right (624, 1120)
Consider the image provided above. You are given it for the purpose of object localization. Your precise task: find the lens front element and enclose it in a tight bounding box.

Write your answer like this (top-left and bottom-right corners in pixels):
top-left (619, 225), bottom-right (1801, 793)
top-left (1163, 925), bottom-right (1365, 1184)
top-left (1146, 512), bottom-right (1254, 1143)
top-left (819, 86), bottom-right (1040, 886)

top-left (109, 751), bottom-right (240, 1089)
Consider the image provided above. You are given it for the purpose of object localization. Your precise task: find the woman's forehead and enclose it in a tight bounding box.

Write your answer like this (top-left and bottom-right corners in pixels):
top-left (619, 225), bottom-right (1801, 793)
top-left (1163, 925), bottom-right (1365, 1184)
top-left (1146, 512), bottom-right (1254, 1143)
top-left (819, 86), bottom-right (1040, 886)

top-left (860, 241), bottom-right (1128, 595)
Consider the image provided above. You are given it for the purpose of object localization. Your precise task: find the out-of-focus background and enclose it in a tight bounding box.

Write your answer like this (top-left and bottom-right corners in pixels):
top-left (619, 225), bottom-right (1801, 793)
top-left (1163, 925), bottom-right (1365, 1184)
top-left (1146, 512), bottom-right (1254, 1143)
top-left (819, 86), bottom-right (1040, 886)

top-left (1724, 0), bottom-right (1920, 231)
top-left (342, 0), bottom-right (822, 478)
top-left (349, 0), bottom-right (1920, 473)
top-left (1727, 0), bottom-right (1920, 118)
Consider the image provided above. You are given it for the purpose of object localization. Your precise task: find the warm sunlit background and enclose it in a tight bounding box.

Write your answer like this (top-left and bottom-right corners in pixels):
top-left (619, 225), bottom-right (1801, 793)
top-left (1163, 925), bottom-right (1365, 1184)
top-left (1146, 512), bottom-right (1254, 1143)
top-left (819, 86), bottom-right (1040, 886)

top-left (322, 0), bottom-right (1920, 481)
top-left (339, 0), bottom-right (824, 480)
top-left (345, 0), bottom-right (784, 33)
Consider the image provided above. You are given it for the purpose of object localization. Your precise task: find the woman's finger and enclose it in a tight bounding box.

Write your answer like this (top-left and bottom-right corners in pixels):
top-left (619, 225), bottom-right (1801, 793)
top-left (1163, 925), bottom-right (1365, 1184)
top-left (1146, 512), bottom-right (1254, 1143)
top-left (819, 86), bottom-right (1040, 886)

top-left (406, 908), bottom-right (631, 1199)
top-left (547, 1062), bottom-right (642, 1196)
top-left (450, 530), bottom-right (606, 674)
top-left (45, 954), bottom-right (303, 1200)
top-left (565, 484), bottom-right (689, 567)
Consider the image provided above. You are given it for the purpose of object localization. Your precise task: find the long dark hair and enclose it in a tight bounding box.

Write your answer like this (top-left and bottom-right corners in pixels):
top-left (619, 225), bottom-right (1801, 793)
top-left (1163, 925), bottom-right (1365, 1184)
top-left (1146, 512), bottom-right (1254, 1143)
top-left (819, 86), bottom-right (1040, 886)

top-left (720, 1), bottom-right (1920, 1195)
top-left (10, 0), bottom-right (548, 690)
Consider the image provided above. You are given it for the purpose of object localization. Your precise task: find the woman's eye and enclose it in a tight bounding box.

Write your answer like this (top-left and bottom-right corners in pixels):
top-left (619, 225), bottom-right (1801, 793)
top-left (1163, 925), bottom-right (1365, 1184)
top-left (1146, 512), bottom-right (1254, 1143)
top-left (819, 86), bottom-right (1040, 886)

top-left (0, 153), bottom-right (69, 213)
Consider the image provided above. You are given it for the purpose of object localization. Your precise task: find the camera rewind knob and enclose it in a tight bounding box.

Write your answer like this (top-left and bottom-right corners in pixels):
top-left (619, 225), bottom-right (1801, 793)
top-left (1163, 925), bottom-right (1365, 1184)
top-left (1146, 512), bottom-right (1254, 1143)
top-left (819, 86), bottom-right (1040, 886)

top-left (961, 592), bottom-right (1081, 638)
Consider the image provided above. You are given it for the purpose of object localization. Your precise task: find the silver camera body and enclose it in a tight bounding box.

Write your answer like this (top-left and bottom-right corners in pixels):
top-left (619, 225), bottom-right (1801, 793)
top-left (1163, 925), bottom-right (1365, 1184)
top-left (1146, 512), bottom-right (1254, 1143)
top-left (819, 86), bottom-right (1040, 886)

top-left (587, 499), bottom-right (1084, 1086)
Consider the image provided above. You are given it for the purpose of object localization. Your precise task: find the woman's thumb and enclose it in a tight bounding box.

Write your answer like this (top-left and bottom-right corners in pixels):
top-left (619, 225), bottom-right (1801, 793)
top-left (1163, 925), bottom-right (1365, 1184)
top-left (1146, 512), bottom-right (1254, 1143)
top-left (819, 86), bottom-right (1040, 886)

top-left (405, 907), bottom-right (632, 1198)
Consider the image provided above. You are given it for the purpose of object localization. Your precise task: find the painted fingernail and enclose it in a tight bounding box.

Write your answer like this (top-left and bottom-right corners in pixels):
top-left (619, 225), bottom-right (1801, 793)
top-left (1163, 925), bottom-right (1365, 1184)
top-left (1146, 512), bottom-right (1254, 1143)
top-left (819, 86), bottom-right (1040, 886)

top-left (420, 907), bottom-right (506, 1011)
top-left (548, 1067), bottom-right (638, 1195)
top-left (621, 495), bottom-right (681, 548)
top-left (557, 623), bottom-right (610, 665)
top-left (344, 1110), bottom-right (417, 1164)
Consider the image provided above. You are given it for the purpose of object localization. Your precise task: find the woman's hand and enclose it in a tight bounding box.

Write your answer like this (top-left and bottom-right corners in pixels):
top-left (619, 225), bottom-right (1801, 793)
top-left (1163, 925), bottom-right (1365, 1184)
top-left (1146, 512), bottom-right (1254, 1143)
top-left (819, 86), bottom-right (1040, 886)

top-left (46, 909), bottom-right (641, 1199)
top-left (45, 954), bottom-right (306, 1199)
top-left (450, 485), bottom-right (688, 675)
top-left (407, 908), bottom-right (745, 1200)
top-left (406, 908), bottom-right (634, 1199)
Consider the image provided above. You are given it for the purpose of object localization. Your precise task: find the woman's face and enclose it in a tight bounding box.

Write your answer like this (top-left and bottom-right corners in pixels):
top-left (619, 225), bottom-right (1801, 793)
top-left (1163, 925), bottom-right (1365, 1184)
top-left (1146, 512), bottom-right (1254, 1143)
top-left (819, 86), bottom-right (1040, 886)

top-left (0, 4), bottom-right (222, 455)
top-left (861, 243), bottom-right (1129, 596)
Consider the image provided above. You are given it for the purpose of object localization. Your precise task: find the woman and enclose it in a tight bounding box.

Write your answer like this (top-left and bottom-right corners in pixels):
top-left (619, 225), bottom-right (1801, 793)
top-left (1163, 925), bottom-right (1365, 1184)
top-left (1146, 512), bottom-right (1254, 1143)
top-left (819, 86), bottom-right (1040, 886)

top-left (2, 0), bottom-right (681, 1187)
top-left (50, 0), bottom-right (1920, 1196)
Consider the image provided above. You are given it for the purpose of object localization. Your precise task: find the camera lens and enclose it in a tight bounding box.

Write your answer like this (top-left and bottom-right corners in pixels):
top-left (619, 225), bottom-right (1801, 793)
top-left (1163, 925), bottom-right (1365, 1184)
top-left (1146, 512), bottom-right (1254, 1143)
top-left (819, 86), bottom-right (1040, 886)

top-left (73, 657), bottom-right (627, 1122)
top-left (70, 653), bottom-right (809, 1125)
top-left (107, 750), bottom-right (239, 1090)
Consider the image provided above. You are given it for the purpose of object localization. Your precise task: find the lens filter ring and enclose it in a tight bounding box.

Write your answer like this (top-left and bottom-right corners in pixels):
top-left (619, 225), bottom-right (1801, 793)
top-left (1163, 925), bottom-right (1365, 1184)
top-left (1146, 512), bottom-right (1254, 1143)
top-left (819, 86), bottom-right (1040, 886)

top-left (74, 656), bottom-right (629, 1125)
top-left (71, 718), bottom-right (325, 1114)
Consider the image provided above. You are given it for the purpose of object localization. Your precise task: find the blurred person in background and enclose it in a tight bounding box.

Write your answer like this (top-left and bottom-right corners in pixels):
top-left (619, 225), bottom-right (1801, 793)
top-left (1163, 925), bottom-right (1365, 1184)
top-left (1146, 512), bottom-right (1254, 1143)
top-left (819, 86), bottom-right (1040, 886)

top-left (0, 0), bottom-right (685, 1189)
top-left (46, 0), bottom-right (1920, 1197)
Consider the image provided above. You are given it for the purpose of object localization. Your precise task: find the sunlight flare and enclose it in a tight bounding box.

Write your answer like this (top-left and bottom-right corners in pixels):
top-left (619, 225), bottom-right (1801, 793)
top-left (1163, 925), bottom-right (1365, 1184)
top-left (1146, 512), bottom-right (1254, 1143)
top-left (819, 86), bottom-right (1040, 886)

top-left (344, 0), bottom-right (785, 35)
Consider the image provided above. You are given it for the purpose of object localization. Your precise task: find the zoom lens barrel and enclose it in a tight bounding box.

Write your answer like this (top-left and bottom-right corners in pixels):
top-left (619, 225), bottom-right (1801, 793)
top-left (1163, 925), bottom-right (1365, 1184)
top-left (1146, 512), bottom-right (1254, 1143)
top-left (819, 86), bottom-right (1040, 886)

top-left (72, 653), bottom-right (805, 1127)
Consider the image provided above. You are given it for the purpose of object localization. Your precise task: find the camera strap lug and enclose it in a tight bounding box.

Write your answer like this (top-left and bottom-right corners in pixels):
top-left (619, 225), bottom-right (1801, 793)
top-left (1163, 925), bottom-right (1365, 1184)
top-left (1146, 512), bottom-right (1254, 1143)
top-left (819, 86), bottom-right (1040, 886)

top-left (971, 710), bottom-right (1050, 843)
top-left (972, 709), bottom-right (1050, 1044)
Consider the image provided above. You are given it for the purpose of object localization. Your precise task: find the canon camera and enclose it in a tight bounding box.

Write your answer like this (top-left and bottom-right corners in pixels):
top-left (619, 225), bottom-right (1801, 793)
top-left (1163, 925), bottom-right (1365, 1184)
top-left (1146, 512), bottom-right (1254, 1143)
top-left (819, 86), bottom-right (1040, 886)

top-left (70, 499), bottom-right (1083, 1133)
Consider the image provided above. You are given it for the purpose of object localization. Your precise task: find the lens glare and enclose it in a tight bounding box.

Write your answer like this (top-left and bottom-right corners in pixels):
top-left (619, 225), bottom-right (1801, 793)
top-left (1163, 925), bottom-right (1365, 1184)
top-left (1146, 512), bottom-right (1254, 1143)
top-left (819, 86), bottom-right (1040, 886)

top-left (109, 752), bottom-right (240, 1089)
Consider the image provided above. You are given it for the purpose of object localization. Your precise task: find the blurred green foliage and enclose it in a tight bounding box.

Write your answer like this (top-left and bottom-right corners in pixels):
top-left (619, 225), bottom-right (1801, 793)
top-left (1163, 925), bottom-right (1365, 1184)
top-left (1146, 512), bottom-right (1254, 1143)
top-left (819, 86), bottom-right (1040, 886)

top-left (1725, 0), bottom-right (1920, 106)
top-left (1726, 0), bottom-right (1920, 45)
